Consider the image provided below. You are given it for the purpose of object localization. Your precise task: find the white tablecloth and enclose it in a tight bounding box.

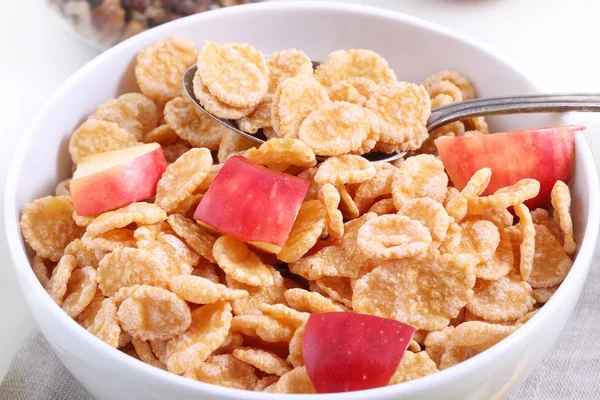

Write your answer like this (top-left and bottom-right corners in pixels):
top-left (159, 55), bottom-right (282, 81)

top-left (1, 0), bottom-right (599, 398)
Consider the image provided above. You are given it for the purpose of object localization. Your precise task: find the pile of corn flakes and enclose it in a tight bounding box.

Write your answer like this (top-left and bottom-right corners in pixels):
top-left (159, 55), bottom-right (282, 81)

top-left (19, 37), bottom-right (576, 394)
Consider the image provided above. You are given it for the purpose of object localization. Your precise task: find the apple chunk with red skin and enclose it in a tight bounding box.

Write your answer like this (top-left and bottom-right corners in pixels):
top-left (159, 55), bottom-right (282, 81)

top-left (194, 156), bottom-right (309, 253)
top-left (70, 143), bottom-right (167, 216)
top-left (435, 125), bottom-right (580, 209)
top-left (303, 312), bottom-right (416, 393)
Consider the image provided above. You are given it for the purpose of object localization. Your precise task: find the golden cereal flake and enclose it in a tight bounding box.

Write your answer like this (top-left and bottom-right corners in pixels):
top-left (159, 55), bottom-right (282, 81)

top-left (272, 74), bottom-right (330, 139)
top-left (164, 96), bottom-right (227, 150)
top-left (165, 301), bottom-right (232, 374)
top-left (466, 274), bottom-right (535, 322)
top-left (69, 120), bottom-right (138, 164)
top-left (135, 37), bottom-right (197, 102)
top-left (118, 285), bottom-right (191, 342)
top-left (314, 49), bottom-right (396, 87)
top-left (86, 202), bottom-right (167, 236)
top-left (20, 196), bottom-right (84, 262)
top-left (353, 251), bottom-right (476, 331)
top-left (391, 154), bottom-right (448, 209)
top-left (551, 181), bottom-right (576, 254)
top-left (155, 147), bottom-right (213, 212)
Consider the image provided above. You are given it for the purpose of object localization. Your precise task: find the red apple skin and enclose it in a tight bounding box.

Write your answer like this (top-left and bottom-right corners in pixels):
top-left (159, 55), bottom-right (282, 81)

top-left (194, 156), bottom-right (309, 249)
top-left (303, 312), bottom-right (416, 393)
top-left (71, 145), bottom-right (167, 216)
top-left (435, 125), bottom-right (581, 209)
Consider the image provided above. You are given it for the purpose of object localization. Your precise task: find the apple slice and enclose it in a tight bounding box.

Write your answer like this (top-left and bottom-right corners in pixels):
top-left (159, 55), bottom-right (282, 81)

top-left (435, 125), bottom-right (581, 209)
top-left (71, 143), bottom-right (167, 216)
top-left (194, 156), bottom-right (309, 254)
top-left (303, 312), bottom-right (415, 393)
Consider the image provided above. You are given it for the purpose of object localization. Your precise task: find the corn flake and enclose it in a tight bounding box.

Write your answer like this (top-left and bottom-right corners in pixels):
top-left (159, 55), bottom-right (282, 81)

top-left (318, 184), bottom-right (344, 239)
top-left (532, 285), bottom-right (558, 304)
top-left (20, 196), bottom-right (84, 262)
top-left (237, 96), bottom-right (273, 134)
top-left (277, 200), bottom-right (326, 263)
top-left (357, 215), bottom-right (431, 260)
top-left (446, 168), bottom-right (491, 222)
top-left (233, 347), bottom-right (292, 376)
top-left (422, 70), bottom-right (476, 101)
top-left (62, 266), bottom-right (97, 318)
top-left (131, 338), bottom-right (166, 370)
top-left (368, 198), bottom-right (397, 216)
top-left (466, 273), bottom-right (535, 322)
top-left (366, 82), bottom-right (431, 152)
top-left (424, 327), bottom-right (454, 366)
top-left (97, 247), bottom-right (169, 296)
top-left (246, 138), bottom-right (317, 169)
top-left (314, 155), bottom-right (376, 186)
top-left (458, 220), bottom-right (500, 264)
top-left (69, 120), bottom-right (138, 164)
top-left (135, 37), bottom-right (197, 102)
top-left (86, 202), bottom-right (166, 236)
top-left (258, 304), bottom-right (310, 329)
top-left (155, 147), bottom-right (212, 212)
top-left (213, 236), bottom-right (274, 286)
top-left (528, 224), bottom-right (573, 288)
top-left (284, 288), bottom-right (343, 313)
top-left (46, 255), bottom-right (77, 306)
top-left (167, 214), bottom-right (216, 263)
top-left (389, 351), bottom-right (438, 385)
top-left (328, 81), bottom-right (368, 106)
top-left (299, 101), bottom-right (371, 156)
top-left (193, 71), bottom-right (258, 120)
top-left (170, 275), bottom-right (248, 304)
top-left (315, 277), bottom-right (353, 309)
top-left (31, 255), bottom-right (52, 288)
top-left (88, 298), bottom-right (121, 348)
top-left (188, 354), bottom-right (259, 390)
top-left (267, 366), bottom-right (315, 394)
top-left (514, 203), bottom-right (535, 280)
top-left (353, 251), bottom-right (476, 330)
top-left (165, 301), bottom-right (232, 373)
top-left (89, 98), bottom-right (144, 140)
top-left (551, 181), bottom-right (576, 254)
top-left (398, 198), bottom-right (450, 248)
top-left (227, 270), bottom-right (286, 316)
top-left (468, 179), bottom-right (540, 215)
top-left (267, 49), bottom-right (313, 93)
top-left (164, 96), bottom-right (227, 150)
top-left (290, 213), bottom-right (377, 280)
top-left (197, 42), bottom-right (267, 108)
top-left (392, 154), bottom-right (448, 209)
top-left (231, 315), bottom-right (294, 343)
top-left (118, 93), bottom-right (159, 135)
top-left (475, 228), bottom-right (514, 281)
top-left (314, 49), bottom-right (396, 87)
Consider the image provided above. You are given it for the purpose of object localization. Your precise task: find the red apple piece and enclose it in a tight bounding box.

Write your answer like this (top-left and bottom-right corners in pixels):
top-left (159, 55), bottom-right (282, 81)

top-left (303, 312), bottom-right (416, 393)
top-left (70, 143), bottom-right (167, 216)
top-left (435, 125), bottom-right (580, 209)
top-left (194, 156), bottom-right (309, 254)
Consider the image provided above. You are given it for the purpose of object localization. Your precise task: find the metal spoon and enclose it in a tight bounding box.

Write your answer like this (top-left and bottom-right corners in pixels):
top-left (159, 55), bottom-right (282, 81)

top-left (183, 64), bottom-right (600, 162)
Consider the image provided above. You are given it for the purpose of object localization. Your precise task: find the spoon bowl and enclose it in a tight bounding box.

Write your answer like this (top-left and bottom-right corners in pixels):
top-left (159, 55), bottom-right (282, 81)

top-left (185, 65), bottom-right (600, 163)
top-left (183, 64), bottom-right (407, 162)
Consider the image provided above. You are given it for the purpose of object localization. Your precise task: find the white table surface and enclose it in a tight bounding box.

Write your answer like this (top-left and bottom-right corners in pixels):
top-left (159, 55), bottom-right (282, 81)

top-left (1, 0), bottom-right (599, 385)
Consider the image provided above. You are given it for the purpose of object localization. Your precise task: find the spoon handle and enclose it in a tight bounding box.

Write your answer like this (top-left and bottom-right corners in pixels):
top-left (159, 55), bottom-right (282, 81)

top-left (428, 93), bottom-right (600, 132)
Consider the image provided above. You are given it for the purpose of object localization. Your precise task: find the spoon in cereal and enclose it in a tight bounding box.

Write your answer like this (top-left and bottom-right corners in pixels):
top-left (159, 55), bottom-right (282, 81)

top-left (183, 64), bottom-right (600, 162)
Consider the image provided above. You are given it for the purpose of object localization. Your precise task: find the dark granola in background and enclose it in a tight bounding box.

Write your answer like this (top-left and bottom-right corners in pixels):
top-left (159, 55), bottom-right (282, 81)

top-left (48, 0), bottom-right (255, 46)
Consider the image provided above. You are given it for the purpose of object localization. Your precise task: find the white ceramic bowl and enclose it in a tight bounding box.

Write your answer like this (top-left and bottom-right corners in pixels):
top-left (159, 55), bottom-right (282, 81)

top-left (5, 2), bottom-right (599, 399)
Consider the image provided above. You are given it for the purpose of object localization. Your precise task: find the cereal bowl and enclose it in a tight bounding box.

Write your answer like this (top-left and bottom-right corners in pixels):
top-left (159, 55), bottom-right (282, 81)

top-left (5, 2), bottom-right (599, 399)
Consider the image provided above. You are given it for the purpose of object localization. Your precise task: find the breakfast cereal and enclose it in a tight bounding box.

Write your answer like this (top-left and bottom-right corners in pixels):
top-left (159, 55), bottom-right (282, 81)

top-left (18, 38), bottom-right (580, 394)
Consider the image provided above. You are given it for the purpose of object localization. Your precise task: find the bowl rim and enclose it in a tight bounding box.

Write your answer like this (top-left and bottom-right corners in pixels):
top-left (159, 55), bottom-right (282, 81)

top-left (5, 1), bottom-right (600, 399)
